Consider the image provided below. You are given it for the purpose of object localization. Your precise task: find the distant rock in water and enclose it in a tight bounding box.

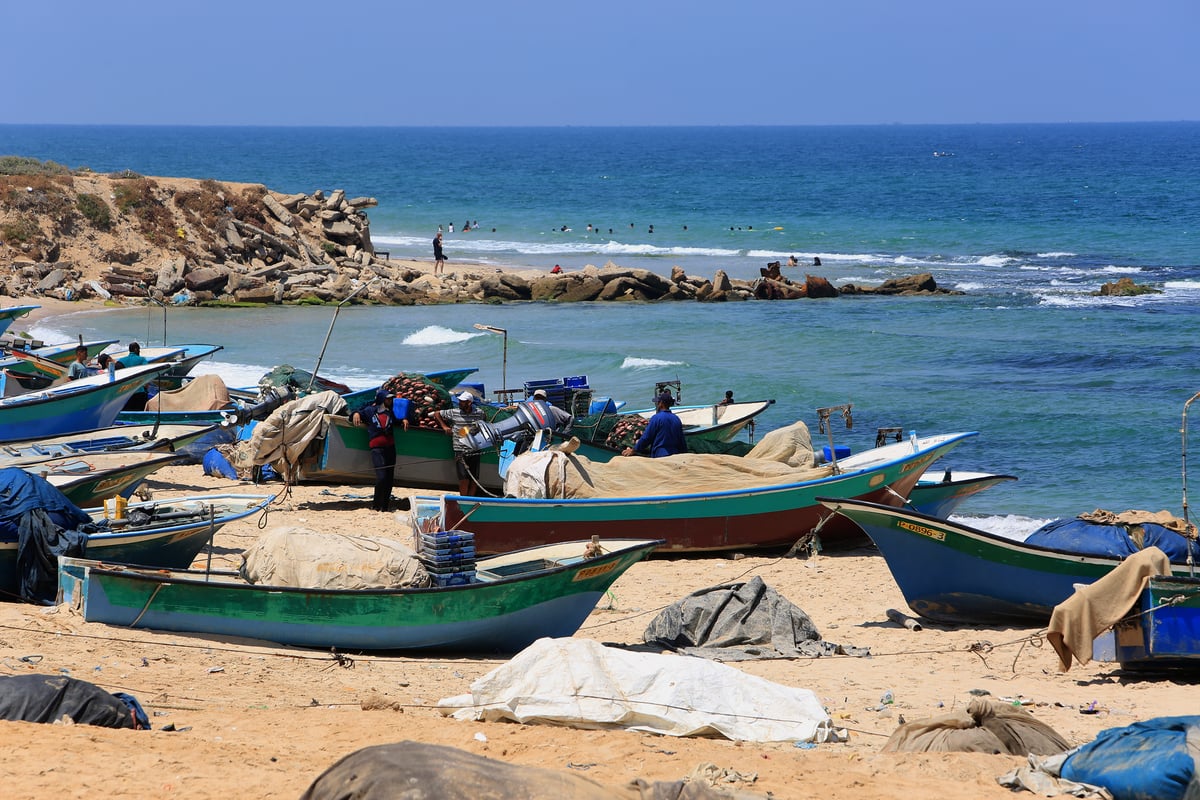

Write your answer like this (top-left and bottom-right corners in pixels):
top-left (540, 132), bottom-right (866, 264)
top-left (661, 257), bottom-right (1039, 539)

top-left (1093, 277), bottom-right (1161, 297)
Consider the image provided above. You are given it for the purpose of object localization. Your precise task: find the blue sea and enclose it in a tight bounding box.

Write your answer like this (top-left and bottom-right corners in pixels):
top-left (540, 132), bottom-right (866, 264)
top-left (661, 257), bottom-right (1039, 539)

top-left (4, 123), bottom-right (1200, 529)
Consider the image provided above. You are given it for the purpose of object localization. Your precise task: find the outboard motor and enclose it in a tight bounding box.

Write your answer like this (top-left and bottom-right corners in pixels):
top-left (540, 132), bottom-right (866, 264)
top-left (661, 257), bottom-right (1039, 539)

top-left (457, 399), bottom-right (564, 452)
top-left (222, 385), bottom-right (296, 427)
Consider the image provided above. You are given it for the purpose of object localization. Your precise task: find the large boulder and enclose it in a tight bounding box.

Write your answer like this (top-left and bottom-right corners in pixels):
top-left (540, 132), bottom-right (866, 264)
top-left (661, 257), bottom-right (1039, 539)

top-left (156, 256), bottom-right (187, 294)
top-left (184, 265), bottom-right (231, 293)
top-left (804, 275), bottom-right (839, 298)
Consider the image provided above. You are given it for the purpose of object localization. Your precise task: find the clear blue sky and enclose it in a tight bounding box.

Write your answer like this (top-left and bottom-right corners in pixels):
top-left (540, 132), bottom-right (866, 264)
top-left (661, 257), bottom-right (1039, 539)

top-left (9, 0), bottom-right (1196, 126)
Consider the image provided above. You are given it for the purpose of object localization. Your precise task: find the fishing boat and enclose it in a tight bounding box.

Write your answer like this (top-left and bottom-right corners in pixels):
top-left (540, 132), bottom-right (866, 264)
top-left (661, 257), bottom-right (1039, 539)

top-left (20, 451), bottom-right (182, 507)
top-left (0, 363), bottom-right (171, 440)
top-left (1, 338), bottom-right (122, 393)
top-left (0, 423), bottom-right (218, 468)
top-left (434, 432), bottom-right (976, 554)
top-left (818, 497), bottom-right (1200, 625)
top-left (103, 343), bottom-right (224, 390)
top-left (625, 399), bottom-right (775, 443)
top-left (0, 492), bottom-right (273, 600)
top-left (0, 305), bottom-right (38, 337)
top-left (907, 467), bottom-right (1018, 518)
top-left (1089, 574), bottom-right (1200, 671)
top-left (56, 538), bottom-right (662, 653)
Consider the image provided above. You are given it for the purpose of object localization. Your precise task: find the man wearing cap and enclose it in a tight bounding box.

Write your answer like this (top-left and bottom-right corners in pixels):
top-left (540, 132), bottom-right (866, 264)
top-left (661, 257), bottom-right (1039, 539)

top-left (437, 391), bottom-right (488, 495)
top-left (351, 388), bottom-right (409, 512)
top-left (622, 392), bottom-right (686, 458)
top-left (528, 388), bottom-right (574, 435)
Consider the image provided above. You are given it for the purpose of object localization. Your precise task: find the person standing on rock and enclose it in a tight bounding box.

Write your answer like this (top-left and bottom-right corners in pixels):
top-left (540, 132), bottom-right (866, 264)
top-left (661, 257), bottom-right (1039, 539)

top-left (433, 232), bottom-right (446, 275)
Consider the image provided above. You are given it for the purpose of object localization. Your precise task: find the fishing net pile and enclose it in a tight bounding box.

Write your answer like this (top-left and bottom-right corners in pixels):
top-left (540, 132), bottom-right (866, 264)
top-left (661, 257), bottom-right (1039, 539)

top-left (376, 372), bottom-right (455, 429)
top-left (505, 421), bottom-right (826, 499)
top-left (257, 364), bottom-right (349, 398)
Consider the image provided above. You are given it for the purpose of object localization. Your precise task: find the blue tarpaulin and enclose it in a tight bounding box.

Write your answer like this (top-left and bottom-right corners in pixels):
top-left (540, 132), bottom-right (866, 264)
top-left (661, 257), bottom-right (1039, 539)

top-left (1025, 517), bottom-right (1197, 564)
top-left (0, 468), bottom-right (90, 539)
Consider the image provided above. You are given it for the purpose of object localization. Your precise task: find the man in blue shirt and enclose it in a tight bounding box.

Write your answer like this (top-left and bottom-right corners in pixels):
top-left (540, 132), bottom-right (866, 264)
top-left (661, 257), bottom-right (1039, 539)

top-left (120, 342), bottom-right (148, 367)
top-left (622, 393), bottom-right (686, 458)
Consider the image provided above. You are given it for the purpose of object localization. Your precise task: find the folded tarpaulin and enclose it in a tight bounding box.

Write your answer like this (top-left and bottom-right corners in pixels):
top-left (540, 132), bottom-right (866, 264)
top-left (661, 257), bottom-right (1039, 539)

top-left (438, 637), bottom-right (842, 743)
top-left (642, 575), bottom-right (870, 661)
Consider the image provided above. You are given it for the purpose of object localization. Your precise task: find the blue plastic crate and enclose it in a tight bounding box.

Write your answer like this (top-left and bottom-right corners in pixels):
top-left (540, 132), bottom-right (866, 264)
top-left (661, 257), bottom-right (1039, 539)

top-left (430, 571), bottom-right (476, 587)
top-left (822, 445), bottom-right (851, 461)
top-left (563, 375), bottom-right (589, 388)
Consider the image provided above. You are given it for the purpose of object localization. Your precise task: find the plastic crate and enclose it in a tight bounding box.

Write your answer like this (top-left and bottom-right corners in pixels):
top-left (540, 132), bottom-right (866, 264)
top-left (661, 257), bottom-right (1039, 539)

top-left (419, 531), bottom-right (475, 547)
top-left (430, 571), bottom-right (477, 587)
top-left (563, 375), bottom-right (589, 388)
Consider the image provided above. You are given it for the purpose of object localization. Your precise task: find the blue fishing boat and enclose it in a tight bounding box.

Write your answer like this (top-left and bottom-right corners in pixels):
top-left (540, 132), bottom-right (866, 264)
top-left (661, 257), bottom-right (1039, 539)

top-left (103, 343), bottom-right (224, 389)
top-left (0, 364), bottom-right (171, 440)
top-left (57, 538), bottom-right (661, 652)
top-left (819, 497), bottom-right (1200, 625)
top-left (1090, 575), bottom-right (1200, 670)
top-left (0, 468), bottom-right (272, 602)
top-left (908, 468), bottom-right (1018, 518)
top-left (0, 423), bottom-right (218, 467)
top-left (0, 305), bottom-right (38, 337)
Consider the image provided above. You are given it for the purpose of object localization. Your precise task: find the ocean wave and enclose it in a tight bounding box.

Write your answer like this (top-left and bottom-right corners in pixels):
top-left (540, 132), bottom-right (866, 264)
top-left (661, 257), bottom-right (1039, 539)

top-left (621, 357), bottom-right (686, 369)
top-left (974, 254), bottom-right (1018, 268)
top-left (402, 325), bottom-right (483, 346)
top-left (194, 360), bottom-right (386, 392)
top-left (1035, 252), bottom-right (1078, 259)
top-left (951, 513), bottom-right (1049, 542)
top-left (373, 233), bottom-right (739, 260)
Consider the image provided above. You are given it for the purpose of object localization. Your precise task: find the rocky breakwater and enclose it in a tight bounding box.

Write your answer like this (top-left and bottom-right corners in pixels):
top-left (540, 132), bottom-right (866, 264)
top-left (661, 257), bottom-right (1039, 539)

top-left (0, 162), bottom-right (961, 308)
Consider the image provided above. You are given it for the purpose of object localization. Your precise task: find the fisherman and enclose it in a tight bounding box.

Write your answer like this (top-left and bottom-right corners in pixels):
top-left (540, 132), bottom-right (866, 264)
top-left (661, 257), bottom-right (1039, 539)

top-left (437, 391), bottom-right (488, 496)
top-left (622, 392), bottom-right (686, 458)
top-left (527, 388), bottom-right (573, 435)
top-left (352, 388), bottom-right (409, 512)
top-left (67, 346), bottom-right (94, 380)
top-left (718, 390), bottom-right (735, 406)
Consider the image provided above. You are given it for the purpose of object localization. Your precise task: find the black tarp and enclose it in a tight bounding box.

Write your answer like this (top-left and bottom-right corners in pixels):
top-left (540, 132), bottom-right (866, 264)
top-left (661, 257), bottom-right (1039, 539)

top-left (301, 741), bottom-right (764, 800)
top-left (0, 674), bottom-right (147, 729)
top-left (642, 575), bottom-right (869, 661)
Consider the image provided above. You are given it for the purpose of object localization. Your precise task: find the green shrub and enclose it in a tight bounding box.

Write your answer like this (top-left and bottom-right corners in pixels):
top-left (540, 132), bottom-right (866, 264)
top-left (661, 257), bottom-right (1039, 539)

top-left (0, 156), bottom-right (69, 176)
top-left (77, 193), bottom-right (112, 230)
top-left (0, 217), bottom-right (40, 244)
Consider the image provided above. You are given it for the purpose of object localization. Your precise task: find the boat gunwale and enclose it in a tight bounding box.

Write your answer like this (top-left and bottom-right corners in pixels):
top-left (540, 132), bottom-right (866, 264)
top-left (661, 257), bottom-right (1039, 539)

top-left (61, 537), bottom-right (664, 597)
top-left (443, 432), bottom-right (977, 507)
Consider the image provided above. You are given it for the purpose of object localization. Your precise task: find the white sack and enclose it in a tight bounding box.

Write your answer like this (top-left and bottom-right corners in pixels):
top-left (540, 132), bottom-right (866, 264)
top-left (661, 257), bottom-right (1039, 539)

top-left (438, 637), bottom-right (839, 743)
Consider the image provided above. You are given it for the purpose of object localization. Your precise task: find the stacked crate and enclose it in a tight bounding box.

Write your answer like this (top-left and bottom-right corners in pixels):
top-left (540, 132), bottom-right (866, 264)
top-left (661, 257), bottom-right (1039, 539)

top-left (524, 375), bottom-right (593, 417)
top-left (417, 530), bottom-right (476, 586)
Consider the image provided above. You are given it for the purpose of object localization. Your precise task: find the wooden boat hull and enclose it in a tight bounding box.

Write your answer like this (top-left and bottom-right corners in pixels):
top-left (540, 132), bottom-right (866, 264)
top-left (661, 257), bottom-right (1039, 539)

top-left (300, 417), bottom-right (501, 490)
top-left (26, 451), bottom-right (182, 506)
top-left (439, 433), bottom-right (976, 554)
top-left (907, 469), bottom-right (1018, 518)
top-left (0, 493), bottom-right (272, 595)
top-left (57, 538), bottom-right (660, 653)
top-left (0, 423), bottom-right (218, 467)
top-left (0, 364), bottom-right (170, 440)
top-left (820, 497), bottom-right (1200, 625)
top-left (1093, 576), bottom-right (1200, 670)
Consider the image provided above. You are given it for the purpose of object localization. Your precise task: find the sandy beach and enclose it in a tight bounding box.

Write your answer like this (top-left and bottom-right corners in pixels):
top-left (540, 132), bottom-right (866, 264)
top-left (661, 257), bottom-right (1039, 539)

top-left (0, 296), bottom-right (1193, 799)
